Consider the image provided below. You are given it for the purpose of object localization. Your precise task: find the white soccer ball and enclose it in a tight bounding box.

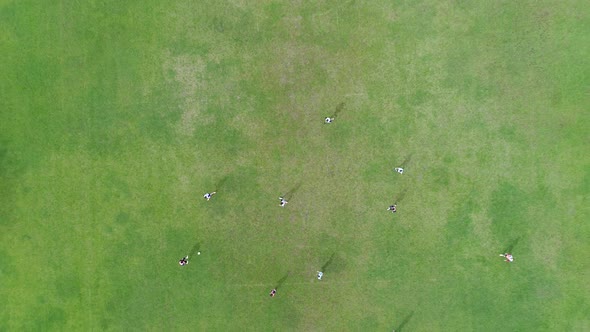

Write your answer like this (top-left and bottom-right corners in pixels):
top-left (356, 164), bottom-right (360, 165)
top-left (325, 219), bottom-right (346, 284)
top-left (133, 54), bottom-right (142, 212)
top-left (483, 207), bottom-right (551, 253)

top-left (197, 251), bottom-right (201, 255)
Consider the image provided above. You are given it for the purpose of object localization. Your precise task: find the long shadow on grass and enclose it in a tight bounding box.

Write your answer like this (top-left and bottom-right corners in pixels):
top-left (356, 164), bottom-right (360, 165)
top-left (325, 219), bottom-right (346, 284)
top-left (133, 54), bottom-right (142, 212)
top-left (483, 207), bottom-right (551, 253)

top-left (502, 236), bottom-right (521, 253)
top-left (189, 242), bottom-right (201, 256)
top-left (283, 182), bottom-right (302, 200)
top-left (394, 188), bottom-right (409, 203)
top-left (215, 176), bottom-right (229, 192)
top-left (332, 102), bottom-right (345, 118)
top-left (275, 273), bottom-right (289, 290)
top-left (321, 253), bottom-right (335, 272)
top-left (399, 154), bottom-right (413, 168)
top-left (393, 311), bottom-right (414, 332)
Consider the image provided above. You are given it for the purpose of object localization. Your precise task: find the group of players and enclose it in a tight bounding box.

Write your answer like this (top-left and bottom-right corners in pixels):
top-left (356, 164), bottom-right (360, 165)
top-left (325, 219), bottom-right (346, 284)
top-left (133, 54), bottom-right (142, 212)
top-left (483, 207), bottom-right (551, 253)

top-left (178, 116), bottom-right (514, 297)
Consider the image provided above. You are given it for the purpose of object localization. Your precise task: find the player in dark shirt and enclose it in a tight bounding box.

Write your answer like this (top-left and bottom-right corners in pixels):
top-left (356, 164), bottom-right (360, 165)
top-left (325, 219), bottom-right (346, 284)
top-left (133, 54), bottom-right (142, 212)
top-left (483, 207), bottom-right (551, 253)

top-left (179, 256), bottom-right (189, 266)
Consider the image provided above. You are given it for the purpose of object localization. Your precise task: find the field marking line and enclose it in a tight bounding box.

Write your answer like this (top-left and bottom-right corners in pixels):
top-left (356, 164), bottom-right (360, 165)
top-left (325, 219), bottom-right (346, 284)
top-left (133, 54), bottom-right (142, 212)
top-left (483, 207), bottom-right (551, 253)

top-left (225, 280), bottom-right (392, 287)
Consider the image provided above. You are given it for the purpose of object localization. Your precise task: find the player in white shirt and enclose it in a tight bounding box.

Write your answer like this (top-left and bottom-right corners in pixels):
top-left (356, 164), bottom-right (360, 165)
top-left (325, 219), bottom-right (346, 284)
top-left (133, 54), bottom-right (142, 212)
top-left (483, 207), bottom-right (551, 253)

top-left (203, 192), bottom-right (216, 201)
top-left (499, 253), bottom-right (514, 262)
top-left (279, 197), bottom-right (288, 207)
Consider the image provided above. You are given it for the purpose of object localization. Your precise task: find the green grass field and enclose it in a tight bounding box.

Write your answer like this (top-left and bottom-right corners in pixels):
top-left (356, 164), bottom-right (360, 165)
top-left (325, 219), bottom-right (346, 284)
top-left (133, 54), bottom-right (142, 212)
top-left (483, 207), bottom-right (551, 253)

top-left (1, 0), bottom-right (589, 330)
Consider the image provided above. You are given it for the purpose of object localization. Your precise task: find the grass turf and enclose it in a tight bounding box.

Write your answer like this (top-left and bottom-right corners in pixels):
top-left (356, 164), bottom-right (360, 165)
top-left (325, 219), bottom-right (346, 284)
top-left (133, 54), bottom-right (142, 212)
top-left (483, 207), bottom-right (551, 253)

top-left (1, 0), bottom-right (589, 330)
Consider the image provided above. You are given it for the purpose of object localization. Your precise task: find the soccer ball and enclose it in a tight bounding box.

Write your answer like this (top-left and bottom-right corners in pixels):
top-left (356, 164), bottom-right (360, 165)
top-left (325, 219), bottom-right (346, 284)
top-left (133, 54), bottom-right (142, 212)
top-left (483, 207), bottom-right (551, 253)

top-left (197, 251), bottom-right (201, 255)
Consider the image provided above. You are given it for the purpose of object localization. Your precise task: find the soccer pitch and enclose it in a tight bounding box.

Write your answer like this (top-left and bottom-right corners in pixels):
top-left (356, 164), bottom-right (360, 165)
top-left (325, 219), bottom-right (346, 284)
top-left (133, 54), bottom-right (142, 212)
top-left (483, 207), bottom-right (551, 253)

top-left (1, 0), bottom-right (588, 330)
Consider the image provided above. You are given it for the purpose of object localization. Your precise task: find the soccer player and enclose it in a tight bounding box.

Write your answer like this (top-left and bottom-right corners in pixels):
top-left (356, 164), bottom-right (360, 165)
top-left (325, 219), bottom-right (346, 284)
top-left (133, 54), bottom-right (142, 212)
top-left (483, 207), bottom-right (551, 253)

top-left (499, 253), bottom-right (514, 262)
top-left (387, 205), bottom-right (397, 213)
top-left (325, 117), bottom-right (334, 124)
top-left (394, 167), bottom-right (404, 174)
top-left (279, 197), bottom-right (288, 207)
top-left (203, 192), bottom-right (216, 201)
top-left (269, 289), bottom-right (277, 297)
top-left (317, 271), bottom-right (323, 280)
top-left (179, 256), bottom-right (189, 266)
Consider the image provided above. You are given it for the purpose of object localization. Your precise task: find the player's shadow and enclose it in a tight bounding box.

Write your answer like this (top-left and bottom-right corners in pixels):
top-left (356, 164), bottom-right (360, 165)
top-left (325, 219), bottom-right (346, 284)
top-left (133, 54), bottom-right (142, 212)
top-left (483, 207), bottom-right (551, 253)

top-left (393, 311), bottom-right (414, 332)
top-left (215, 176), bottom-right (229, 192)
top-left (502, 236), bottom-right (521, 253)
top-left (394, 188), bottom-right (409, 203)
top-left (399, 154), bottom-right (413, 167)
top-left (189, 242), bottom-right (201, 256)
top-left (283, 182), bottom-right (302, 200)
top-left (275, 273), bottom-right (289, 290)
top-left (332, 102), bottom-right (345, 118)
top-left (321, 253), bottom-right (335, 271)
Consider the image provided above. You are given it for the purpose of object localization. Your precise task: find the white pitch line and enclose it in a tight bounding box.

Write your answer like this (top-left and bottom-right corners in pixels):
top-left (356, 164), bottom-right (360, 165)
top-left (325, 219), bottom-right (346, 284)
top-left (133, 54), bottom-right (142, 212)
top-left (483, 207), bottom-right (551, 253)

top-left (225, 280), bottom-right (392, 287)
